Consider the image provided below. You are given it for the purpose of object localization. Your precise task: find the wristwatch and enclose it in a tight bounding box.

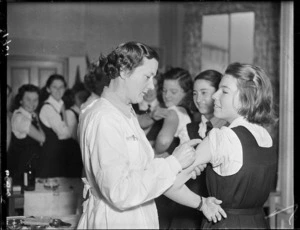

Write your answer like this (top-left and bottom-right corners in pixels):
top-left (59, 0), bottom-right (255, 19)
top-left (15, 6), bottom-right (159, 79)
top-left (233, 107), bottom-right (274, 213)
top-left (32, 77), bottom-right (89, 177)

top-left (196, 196), bottom-right (203, 211)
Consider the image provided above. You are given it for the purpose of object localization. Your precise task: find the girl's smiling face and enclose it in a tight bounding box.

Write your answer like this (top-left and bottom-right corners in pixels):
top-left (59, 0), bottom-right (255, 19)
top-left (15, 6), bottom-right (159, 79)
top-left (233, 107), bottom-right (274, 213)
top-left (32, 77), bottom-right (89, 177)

top-left (193, 79), bottom-right (216, 119)
top-left (47, 79), bottom-right (66, 101)
top-left (20, 91), bottom-right (39, 113)
top-left (212, 74), bottom-right (241, 123)
top-left (162, 79), bottom-right (186, 108)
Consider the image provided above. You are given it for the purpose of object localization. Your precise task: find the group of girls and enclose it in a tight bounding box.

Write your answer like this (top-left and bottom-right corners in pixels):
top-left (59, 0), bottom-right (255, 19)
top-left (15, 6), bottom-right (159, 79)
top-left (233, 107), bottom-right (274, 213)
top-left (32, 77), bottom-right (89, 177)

top-left (75, 41), bottom-right (277, 229)
top-left (7, 74), bottom-right (88, 185)
top-left (136, 67), bottom-right (226, 228)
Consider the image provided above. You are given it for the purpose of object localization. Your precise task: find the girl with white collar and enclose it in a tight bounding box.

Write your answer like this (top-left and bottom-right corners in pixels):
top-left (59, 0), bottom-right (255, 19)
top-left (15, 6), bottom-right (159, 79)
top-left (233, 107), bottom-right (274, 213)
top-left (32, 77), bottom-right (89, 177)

top-left (8, 84), bottom-right (45, 185)
top-left (165, 63), bottom-right (278, 229)
top-left (38, 74), bottom-right (72, 178)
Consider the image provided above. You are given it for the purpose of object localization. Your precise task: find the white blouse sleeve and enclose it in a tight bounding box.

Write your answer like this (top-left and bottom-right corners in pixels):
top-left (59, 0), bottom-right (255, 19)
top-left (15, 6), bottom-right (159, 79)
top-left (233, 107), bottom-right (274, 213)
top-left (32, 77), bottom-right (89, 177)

top-left (89, 113), bottom-right (182, 210)
top-left (178, 125), bottom-right (190, 144)
top-left (11, 113), bottom-right (31, 139)
top-left (208, 127), bottom-right (243, 176)
top-left (39, 104), bottom-right (71, 140)
top-left (65, 110), bottom-right (78, 140)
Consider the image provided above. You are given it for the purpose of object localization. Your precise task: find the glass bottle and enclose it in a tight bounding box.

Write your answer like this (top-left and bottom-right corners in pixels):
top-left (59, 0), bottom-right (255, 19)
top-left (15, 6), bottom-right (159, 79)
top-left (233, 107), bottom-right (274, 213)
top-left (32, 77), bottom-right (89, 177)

top-left (23, 162), bottom-right (35, 191)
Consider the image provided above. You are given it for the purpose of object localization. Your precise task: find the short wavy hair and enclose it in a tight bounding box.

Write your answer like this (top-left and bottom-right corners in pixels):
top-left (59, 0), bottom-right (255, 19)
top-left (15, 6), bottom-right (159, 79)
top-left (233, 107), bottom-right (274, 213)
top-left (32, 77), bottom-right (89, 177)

top-left (194, 69), bottom-right (222, 90)
top-left (45, 74), bottom-right (67, 88)
top-left (14, 84), bottom-right (40, 108)
top-left (102, 41), bottom-right (159, 80)
top-left (225, 62), bottom-right (277, 126)
top-left (160, 67), bottom-right (194, 112)
top-left (84, 57), bottom-right (109, 96)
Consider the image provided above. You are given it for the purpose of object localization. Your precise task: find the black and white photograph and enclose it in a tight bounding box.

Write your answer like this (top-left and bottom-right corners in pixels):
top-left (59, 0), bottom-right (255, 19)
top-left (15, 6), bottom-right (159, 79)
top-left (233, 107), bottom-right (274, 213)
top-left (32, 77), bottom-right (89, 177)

top-left (1, 1), bottom-right (294, 229)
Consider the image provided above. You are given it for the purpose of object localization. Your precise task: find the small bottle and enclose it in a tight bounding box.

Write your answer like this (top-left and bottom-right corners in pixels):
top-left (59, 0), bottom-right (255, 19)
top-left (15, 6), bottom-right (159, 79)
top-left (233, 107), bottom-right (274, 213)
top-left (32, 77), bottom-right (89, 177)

top-left (23, 162), bottom-right (35, 191)
top-left (4, 170), bottom-right (13, 197)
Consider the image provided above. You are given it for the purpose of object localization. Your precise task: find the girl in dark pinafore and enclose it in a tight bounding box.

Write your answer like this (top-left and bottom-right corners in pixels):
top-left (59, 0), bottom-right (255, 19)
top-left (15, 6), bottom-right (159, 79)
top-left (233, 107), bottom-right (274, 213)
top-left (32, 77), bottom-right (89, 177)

top-left (38, 74), bottom-right (77, 178)
top-left (165, 62), bottom-right (278, 229)
top-left (169, 70), bottom-right (228, 229)
top-left (8, 84), bottom-right (45, 185)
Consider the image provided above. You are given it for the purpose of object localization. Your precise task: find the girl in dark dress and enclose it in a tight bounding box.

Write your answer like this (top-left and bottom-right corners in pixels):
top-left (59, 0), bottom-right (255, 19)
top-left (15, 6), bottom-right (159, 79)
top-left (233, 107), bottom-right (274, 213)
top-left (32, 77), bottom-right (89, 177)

top-left (8, 84), bottom-right (45, 185)
top-left (170, 70), bottom-right (227, 229)
top-left (164, 62), bottom-right (278, 229)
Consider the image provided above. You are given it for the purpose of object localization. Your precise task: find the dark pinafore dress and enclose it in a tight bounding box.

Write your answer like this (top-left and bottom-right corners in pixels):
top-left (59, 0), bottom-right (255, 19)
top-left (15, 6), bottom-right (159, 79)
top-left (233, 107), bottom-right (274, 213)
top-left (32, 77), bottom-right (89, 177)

top-left (64, 108), bottom-right (83, 177)
top-left (169, 121), bottom-right (209, 229)
top-left (37, 102), bottom-right (68, 178)
top-left (202, 126), bottom-right (277, 229)
top-left (8, 114), bottom-right (42, 185)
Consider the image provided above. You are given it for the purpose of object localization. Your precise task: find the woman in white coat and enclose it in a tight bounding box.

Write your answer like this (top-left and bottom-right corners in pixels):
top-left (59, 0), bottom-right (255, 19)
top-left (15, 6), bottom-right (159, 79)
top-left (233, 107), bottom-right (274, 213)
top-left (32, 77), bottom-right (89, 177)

top-left (77, 41), bottom-right (226, 229)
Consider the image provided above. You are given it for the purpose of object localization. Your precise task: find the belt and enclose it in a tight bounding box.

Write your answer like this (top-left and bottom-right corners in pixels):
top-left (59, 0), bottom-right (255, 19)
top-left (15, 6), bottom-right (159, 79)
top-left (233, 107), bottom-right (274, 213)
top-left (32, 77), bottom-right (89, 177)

top-left (224, 207), bottom-right (263, 215)
top-left (82, 178), bottom-right (101, 200)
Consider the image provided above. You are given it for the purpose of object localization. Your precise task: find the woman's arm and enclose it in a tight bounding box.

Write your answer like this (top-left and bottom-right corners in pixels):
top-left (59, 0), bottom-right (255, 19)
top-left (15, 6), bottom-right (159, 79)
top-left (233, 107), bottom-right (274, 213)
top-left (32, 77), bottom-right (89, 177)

top-left (163, 138), bottom-right (227, 222)
top-left (155, 110), bottom-right (178, 154)
top-left (164, 182), bottom-right (226, 223)
top-left (166, 137), bottom-right (212, 189)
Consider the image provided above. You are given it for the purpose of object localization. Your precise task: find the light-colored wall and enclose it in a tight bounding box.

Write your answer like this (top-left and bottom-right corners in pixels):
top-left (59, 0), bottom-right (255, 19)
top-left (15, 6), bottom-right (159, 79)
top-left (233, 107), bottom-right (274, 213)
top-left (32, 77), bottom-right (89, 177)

top-left (7, 2), bottom-right (160, 62)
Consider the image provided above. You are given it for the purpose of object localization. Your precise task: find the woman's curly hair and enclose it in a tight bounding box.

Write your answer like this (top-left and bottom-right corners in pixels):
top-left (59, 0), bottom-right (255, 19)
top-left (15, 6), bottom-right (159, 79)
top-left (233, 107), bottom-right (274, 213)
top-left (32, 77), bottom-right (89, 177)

top-left (84, 56), bottom-right (110, 96)
top-left (101, 41), bottom-right (159, 80)
top-left (84, 42), bottom-right (159, 96)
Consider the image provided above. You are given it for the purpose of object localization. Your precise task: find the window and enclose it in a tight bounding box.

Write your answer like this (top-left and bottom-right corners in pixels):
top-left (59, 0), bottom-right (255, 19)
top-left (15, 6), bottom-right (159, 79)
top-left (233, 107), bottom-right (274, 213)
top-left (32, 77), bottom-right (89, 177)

top-left (201, 12), bottom-right (254, 72)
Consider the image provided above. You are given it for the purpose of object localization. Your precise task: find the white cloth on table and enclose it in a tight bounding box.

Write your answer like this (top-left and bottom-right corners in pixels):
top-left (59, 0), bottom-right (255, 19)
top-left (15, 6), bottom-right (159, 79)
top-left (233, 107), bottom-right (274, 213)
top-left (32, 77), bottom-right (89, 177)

top-left (208, 116), bottom-right (273, 176)
top-left (77, 88), bottom-right (182, 229)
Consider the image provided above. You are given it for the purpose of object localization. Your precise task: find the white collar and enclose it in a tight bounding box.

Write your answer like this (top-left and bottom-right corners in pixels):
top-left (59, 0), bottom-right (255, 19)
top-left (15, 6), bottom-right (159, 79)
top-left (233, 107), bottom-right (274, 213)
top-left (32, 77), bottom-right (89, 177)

top-left (102, 87), bottom-right (133, 118)
top-left (201, 115), bottom-right (209, 124)
top-left (198, 115), bottom-right (210, 138)
top-left (46, 95), bottom-right (64, 113)
top-left (80, 93), bottom-right (100, 113)
top-left (229, 116), bottom-right (272, 147)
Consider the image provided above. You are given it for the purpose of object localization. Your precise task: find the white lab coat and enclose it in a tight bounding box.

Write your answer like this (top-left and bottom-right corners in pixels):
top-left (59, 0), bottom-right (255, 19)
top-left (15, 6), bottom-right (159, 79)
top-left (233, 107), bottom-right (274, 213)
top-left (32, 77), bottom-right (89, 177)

top-left (77, 91), bottom-right (182, 229)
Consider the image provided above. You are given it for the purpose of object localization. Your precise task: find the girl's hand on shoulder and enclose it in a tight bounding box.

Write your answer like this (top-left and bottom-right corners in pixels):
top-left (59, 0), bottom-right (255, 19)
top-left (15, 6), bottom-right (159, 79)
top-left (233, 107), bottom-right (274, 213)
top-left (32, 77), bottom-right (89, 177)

top-left (151, 107), bottom-right (169, 120)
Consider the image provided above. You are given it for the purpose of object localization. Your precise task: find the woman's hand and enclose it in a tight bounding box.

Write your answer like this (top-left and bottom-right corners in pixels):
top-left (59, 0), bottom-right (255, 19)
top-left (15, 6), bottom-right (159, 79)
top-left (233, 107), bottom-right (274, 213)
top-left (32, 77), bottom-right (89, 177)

top-left (172, 139), bottom-right (202, 169)
top-left (201, 197), bottom-right (227, 223)
top-left (190, 164), bottom-right (207, 179)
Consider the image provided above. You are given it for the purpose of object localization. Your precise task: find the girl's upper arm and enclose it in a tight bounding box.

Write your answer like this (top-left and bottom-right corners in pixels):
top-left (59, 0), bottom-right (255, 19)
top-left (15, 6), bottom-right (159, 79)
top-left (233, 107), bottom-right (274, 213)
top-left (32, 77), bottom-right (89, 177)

top-left (155, 110), bottom-right (179, 153)
top-left (193, 137), bottom-right (212, 166)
